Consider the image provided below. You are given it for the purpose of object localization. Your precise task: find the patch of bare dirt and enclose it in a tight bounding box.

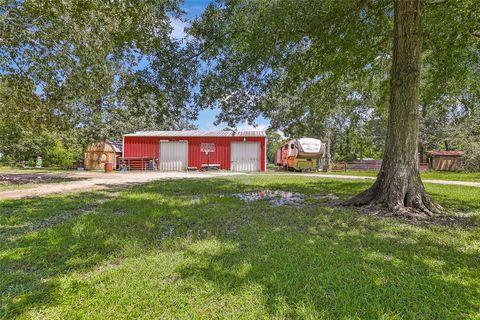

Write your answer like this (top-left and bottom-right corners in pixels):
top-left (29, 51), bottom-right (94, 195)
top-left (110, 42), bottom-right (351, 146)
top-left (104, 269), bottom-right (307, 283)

top-left (0, 173), bottom-right (81, 185)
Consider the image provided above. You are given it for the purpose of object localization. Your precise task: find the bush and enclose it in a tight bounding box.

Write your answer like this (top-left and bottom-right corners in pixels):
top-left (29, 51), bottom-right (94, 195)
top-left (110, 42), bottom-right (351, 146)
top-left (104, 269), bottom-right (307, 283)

top-left (463, 142), bottom-right (480, 172)
top-left (0, 128), bottom-right (84, 168)
top-left (43, 138), bottom-right (76, 168)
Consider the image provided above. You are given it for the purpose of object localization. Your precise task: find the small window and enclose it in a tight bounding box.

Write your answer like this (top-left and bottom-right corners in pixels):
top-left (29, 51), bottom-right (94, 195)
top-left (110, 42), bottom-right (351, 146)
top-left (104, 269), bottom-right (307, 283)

top-left (290, 144), bottom-right (295, 149)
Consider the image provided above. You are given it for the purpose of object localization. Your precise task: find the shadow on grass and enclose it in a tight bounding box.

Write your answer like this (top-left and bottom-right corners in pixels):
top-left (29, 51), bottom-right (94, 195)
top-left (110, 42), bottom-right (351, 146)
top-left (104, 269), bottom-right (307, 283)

top-left (0, 177), bottom-right (478, 318)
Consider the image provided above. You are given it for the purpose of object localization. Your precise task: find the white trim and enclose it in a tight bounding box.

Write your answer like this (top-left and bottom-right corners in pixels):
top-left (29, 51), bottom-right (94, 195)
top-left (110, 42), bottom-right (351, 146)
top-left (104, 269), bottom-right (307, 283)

top-left (264, 137), bottom-right (268, 172)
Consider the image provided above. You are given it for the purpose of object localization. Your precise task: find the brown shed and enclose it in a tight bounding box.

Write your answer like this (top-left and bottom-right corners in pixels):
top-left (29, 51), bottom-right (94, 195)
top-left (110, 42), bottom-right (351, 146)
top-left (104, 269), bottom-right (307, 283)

top-left (84, 140), bottom-right (122, 170)
top-left (427, 150), bottom-right (464, 171)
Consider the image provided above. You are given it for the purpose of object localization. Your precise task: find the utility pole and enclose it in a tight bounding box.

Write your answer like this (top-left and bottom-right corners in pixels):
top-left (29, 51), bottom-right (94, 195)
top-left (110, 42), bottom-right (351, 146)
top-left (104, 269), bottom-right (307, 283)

top-left (323, 131), bottom-right (331, 172)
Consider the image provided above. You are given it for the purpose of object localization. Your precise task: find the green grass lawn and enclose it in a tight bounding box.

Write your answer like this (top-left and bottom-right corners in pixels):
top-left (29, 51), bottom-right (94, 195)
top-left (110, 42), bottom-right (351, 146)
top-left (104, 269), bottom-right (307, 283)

top-left (0, 167), bottom-right (74, 174)
top-left (297, 170), bottom-right (480, 182)
top-left (1, 176), bottom-right (479, 319)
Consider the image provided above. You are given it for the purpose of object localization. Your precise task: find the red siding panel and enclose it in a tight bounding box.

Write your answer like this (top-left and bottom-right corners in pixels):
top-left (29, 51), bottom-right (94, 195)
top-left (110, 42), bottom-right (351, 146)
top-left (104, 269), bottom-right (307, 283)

top-left (123, 135), bottom-right (266, 171)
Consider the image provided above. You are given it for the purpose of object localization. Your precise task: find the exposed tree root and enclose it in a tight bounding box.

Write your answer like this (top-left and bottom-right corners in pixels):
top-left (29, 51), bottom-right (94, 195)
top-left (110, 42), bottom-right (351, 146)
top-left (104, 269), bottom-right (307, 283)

top-left (344, 171), bottom-right (441, 218)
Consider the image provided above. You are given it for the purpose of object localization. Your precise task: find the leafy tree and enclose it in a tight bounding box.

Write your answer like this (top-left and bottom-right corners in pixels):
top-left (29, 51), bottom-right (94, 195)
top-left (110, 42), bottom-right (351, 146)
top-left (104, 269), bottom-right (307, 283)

top-left (266, 131), bottom-right (284, 164)
top-left (0, 0), bottom-right (197, 165)
top-left (190, 0), bottom-right (480, 215)
top-left (451, 115), bottom-right (480, 172)
top-left (420, 91), bottom-right (480, 171)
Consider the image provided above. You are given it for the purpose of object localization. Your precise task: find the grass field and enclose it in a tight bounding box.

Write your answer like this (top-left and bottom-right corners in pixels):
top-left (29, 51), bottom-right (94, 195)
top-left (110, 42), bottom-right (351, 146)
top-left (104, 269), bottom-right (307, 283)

top-left (297, 170), bottom-right (480, 182)
top-left (1, 176), bottom-right (479, 319)
top-left (0, 167), bottom-right (72, 174)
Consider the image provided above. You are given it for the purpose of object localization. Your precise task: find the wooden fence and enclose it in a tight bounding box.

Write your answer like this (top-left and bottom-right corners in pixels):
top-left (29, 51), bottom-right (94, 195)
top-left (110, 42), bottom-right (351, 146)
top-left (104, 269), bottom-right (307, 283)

top-left (331, 160), bottom-right (429, 172)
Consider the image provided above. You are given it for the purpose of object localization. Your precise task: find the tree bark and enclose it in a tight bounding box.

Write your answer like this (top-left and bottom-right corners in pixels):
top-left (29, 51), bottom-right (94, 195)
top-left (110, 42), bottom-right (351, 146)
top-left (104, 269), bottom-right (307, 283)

top-left (346, 0), bottom-right (439, 216)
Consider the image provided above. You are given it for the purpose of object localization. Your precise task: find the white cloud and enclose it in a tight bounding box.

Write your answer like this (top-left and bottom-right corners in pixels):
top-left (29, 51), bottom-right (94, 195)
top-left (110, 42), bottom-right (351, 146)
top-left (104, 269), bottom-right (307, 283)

top-left (170, 18), bottom-right (190, 40)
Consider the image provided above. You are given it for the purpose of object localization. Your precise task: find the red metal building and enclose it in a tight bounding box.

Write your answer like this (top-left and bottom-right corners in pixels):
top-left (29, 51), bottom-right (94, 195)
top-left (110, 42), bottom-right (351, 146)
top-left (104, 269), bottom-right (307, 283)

top-left (123, 130), bottom-right (267, 171)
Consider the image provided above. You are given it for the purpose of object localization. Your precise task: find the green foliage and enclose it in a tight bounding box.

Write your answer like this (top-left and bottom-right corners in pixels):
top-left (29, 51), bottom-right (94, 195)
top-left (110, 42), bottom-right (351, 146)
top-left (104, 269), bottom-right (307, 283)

top-left (0, 80), bottom-right (81, 166)
top-left (463, 142), bottom-right (480, 172)
top-left (0, 176), bottom-right (479, 318)
top-left (1, 0), bottom-right (479, 168)
top-left (447, 112), bottom-right (480, 172)
top-left (0, 0), bottom-right (197, 165)
top-left (190, 0), bottom-right (480, 163)
top-left (266, 131), bottom-right (284, 163)
top-left (192, 0), bottom-right (392, 131)
top-left (420, 92), bottom-right (480, 171)
top-left (41, 136), bottom-right (80, 168)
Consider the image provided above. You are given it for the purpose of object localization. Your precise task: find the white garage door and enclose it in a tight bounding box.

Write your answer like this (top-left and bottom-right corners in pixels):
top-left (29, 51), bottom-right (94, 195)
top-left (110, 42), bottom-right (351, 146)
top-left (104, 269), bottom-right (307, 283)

top-left (231, 142), bottom-right (261, 172)
top-left (159, 141), bottom-right (188, 171)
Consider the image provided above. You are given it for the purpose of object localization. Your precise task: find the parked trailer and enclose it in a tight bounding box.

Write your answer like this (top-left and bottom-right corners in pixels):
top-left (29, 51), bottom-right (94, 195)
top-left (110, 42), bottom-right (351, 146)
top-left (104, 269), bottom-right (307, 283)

top-left (276, 138), bottom-right (326, 171)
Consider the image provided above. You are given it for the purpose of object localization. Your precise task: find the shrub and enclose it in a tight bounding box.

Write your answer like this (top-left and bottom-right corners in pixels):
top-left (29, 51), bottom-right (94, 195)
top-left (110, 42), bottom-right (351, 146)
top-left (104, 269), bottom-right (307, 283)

top-left (463, 141), bottom-right (480, 172)
top-left (43, 138), bottom-right (76, 168)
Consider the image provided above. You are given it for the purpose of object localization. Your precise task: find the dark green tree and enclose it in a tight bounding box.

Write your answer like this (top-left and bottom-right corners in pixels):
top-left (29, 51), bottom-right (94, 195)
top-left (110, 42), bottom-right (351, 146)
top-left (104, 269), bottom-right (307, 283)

top-left (190, 0), bottom-right (480, 215)
top-left (266, 131), bottom-right (284, 164)
top-left (0, 0), bottom-right (197, 164)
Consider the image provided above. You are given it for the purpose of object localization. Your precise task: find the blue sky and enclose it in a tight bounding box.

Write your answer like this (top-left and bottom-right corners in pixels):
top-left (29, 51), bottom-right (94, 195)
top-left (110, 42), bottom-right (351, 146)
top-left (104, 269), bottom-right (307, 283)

top-left (172, 0), bottom-right (270, 131)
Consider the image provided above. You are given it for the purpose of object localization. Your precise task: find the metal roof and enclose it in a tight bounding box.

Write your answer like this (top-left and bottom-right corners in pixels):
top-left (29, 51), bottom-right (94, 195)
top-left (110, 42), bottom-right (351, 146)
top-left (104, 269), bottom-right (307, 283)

top-left (113, 144), bottom-right (122, 153)
top-left (107, 140), bottom-right (123, 153)
top-left (124, 130), bottom-right (267, 138)
top-left (427, 150), bottom-right (464, 156)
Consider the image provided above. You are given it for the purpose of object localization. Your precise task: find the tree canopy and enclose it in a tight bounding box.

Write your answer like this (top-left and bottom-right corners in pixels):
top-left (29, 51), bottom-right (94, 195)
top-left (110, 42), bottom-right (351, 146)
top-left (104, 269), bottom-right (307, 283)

top-left (0, 0), bottom-right (479, 175)
top-left (190, 0), bottom-right (480, 166)
top-left (0, 0), bottom-right (196, 165)
top-left (189, 0), bottom-right (480, 214)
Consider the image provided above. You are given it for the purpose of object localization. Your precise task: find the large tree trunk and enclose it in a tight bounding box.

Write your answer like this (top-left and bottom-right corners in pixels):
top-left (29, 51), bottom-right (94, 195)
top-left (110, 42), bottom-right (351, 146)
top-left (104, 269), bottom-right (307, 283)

top-left (346, 0), bottom-right (439, 216)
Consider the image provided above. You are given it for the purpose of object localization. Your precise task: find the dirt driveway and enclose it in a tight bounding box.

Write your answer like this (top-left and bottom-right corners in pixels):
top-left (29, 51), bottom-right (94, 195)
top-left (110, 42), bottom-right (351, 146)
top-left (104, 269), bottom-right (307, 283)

top-left (0, 171), bottom-right (244, 201)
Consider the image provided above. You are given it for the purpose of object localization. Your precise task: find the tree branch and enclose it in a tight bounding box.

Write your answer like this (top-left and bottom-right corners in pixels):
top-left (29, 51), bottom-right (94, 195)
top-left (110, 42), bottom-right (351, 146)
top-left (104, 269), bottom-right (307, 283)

top-left (188, 30), bottom-right (237, 61)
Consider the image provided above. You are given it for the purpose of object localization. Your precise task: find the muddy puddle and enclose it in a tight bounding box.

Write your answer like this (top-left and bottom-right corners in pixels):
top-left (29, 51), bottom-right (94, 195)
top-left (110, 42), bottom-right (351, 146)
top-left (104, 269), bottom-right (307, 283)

top-left (233, 190), bottom-right (341, 207)
top-left (233, 190), bottom-right (304, 206)
top-left (186, 191), bottom-right (340, 207)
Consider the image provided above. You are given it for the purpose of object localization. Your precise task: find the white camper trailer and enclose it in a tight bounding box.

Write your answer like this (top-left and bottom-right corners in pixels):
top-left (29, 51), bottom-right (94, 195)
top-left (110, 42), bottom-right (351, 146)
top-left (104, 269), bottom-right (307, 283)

top-left (276, 138), bottom-right (326, 171)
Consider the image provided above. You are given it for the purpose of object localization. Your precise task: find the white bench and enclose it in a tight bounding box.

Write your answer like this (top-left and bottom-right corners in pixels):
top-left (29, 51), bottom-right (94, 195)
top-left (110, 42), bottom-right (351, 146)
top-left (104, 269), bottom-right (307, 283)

top-left (201, 164), bottom-right (221, 170)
